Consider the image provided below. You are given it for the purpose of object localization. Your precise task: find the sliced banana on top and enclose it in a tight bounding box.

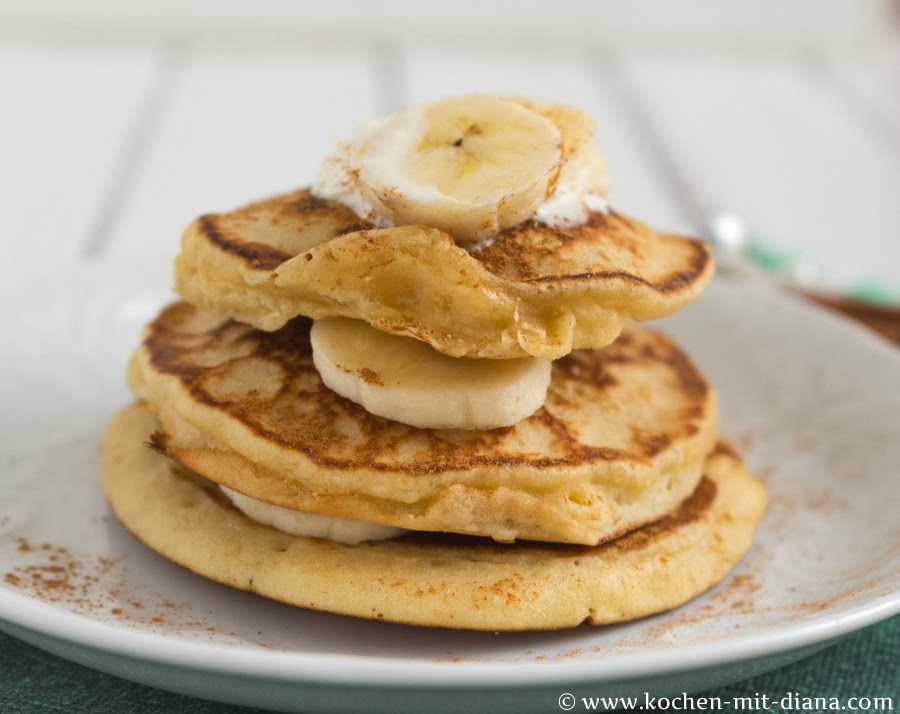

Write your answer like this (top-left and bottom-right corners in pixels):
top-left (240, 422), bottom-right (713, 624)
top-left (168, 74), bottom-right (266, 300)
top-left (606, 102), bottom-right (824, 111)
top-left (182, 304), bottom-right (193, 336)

top-left (311, 317), bottom-right (551, 430)
top-left (317, 95), bottom-right (610, 244)
top-left (362, 95), bottom-right (562, 243)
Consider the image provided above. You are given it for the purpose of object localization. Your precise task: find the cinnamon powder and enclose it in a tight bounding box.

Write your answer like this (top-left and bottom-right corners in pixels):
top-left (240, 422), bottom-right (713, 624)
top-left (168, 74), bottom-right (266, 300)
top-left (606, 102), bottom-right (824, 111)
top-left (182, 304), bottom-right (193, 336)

top-left (2, 537), bottom-right (233, 641)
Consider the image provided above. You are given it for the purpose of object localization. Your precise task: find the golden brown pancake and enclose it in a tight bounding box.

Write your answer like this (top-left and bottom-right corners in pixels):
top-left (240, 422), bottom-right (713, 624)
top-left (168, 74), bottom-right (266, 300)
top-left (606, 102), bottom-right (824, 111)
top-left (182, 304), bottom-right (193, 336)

top-left (174, 189), bottom-right (712, 359)
top-left (103, 404), bottom-right (765, 631)
top-left (128, 301), bottom-right (718, 545)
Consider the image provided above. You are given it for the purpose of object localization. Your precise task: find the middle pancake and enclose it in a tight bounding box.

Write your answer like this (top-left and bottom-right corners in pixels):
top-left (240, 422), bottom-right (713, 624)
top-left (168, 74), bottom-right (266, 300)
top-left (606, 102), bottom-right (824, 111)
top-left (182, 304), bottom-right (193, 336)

top-left (129, 302), bottom-right (717, 545)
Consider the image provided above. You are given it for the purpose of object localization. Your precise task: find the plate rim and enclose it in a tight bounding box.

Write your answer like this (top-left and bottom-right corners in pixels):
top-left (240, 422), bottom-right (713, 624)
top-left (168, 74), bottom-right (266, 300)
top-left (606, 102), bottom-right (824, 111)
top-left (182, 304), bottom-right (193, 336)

top-left (1, 585), bottom-right (897, 687)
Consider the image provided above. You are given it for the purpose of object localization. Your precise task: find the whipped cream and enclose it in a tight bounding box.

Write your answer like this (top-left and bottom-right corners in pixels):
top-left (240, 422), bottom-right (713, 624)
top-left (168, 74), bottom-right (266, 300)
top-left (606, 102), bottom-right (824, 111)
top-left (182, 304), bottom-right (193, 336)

top-left (534, 142), bottom-right (609, 228)
top-left (315, 119), bottom-right (394, 228)
top-left (220, 485), bottom-right (408, 545)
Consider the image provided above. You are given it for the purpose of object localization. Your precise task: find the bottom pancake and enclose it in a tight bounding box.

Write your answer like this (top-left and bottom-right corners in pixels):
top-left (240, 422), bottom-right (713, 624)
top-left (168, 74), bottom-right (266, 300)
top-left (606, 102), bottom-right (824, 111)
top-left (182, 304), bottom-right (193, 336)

top-left (103, 404), bottom-right (766, 631)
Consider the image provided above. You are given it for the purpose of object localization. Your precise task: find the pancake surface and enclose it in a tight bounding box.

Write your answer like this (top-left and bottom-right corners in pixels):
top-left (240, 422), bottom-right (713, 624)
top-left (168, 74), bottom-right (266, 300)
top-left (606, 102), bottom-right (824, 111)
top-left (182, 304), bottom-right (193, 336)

top-left (174, 189), bottom-right (712, 359)
top-left (129, 301), bottom-right (717, 545)
top-left (103, 404), bottom-right (765, 631)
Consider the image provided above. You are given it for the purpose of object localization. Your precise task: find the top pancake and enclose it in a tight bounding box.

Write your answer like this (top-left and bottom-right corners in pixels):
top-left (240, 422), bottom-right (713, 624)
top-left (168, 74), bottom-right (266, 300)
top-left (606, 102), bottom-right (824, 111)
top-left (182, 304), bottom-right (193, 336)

top-left (174, 189), bottom-right (712, 359)
top-left (128, 301), bottom-right (717, 545)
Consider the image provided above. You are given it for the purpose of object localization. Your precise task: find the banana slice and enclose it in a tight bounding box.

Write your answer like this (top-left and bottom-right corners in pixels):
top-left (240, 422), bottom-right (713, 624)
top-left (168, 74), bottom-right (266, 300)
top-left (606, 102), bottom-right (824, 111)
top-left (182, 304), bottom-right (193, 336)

top-left (220, 486), bottom-right (407, 544)
top-left (310, 317), bottom-right (551, 430)
top-left (318, 95), bottom-right (564, 244)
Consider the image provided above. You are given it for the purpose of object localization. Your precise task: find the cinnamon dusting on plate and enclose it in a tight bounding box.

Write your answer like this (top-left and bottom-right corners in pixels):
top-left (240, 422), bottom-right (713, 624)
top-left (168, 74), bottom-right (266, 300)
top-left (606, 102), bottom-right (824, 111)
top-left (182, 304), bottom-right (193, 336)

top-left (2, 536), bottom-right (277, 644)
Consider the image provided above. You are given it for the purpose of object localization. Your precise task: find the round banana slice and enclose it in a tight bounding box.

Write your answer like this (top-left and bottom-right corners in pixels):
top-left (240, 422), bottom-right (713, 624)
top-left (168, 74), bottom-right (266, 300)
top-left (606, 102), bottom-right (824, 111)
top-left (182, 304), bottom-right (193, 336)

top-left (326, 95), bottom-right (564, 244)
top-left (310, 317), bottom-right (551, 430)
top-left (219, 485), bottom-right (407, 545)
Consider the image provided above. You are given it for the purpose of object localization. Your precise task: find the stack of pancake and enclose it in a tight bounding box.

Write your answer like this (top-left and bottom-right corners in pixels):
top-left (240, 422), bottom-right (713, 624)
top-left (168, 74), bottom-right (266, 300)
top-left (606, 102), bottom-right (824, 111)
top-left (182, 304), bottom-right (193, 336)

top-left (103, 95), bottom-right (765, 631)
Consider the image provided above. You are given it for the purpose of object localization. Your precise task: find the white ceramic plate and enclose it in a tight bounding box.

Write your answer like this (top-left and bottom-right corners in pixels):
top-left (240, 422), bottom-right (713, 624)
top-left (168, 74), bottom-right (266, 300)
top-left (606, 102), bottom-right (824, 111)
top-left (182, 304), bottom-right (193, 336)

top-left (1, 273), bottom-right (898, 714)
